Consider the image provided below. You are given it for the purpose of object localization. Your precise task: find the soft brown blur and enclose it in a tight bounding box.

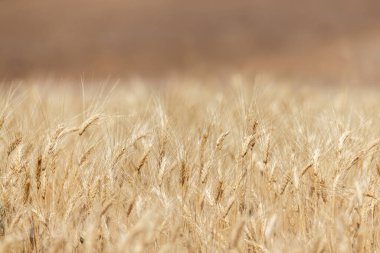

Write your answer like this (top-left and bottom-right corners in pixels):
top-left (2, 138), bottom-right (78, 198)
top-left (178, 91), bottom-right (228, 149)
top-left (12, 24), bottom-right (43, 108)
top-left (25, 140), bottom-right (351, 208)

top-left (1, 0), bottom-right (380, 83)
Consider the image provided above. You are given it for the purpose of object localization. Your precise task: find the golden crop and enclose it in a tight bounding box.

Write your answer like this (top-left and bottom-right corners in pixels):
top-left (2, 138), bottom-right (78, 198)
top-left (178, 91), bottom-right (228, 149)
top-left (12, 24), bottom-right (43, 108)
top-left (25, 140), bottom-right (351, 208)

top-left (0, 78), bottom-right (379, 252)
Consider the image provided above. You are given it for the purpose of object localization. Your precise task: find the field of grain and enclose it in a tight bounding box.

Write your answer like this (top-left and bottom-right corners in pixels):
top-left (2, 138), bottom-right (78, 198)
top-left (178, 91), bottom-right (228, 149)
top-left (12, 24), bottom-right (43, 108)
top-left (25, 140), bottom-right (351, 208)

top-left (0, 78), bottom-right (379, 252)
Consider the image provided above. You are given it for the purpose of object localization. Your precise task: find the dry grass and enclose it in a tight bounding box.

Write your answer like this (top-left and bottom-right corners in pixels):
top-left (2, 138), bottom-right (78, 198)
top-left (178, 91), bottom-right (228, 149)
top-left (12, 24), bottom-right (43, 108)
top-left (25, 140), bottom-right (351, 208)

top-left (0, 78), bottom-right (380, 252)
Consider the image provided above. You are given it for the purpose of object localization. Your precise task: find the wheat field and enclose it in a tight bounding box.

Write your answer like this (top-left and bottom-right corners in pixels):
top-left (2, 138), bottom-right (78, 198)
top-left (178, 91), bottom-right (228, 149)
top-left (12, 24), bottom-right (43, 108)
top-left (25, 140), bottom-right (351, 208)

top-left (0, 78), bottom-right (379, 252)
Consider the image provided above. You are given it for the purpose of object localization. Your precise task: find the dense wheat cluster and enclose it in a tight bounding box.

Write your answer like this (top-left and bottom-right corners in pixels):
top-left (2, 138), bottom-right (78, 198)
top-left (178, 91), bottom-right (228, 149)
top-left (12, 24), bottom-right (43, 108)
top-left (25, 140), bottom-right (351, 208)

top-left (0, 79), bottom-right (380, 252)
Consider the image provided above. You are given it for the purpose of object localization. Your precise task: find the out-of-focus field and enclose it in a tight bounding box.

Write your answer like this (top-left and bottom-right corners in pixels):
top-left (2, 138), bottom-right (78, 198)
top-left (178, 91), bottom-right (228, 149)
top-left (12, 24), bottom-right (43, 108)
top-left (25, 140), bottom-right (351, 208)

top-left (1, 80), bottom-right (380, 252)
top-left (1, 1), bottom-right (380, 252)
top-left (1, 0), bottom-right (380, 83)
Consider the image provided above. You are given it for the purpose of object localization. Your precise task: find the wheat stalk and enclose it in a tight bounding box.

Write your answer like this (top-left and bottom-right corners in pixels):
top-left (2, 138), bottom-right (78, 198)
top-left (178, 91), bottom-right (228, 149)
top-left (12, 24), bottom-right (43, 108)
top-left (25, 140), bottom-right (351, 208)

top-left (79, 115), bottom-right (100, 136)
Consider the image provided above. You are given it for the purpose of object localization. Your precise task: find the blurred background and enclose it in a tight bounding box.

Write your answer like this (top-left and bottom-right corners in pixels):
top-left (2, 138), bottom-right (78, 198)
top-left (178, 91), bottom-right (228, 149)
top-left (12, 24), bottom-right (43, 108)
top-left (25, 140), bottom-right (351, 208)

top-left (1, 0), bottom-right (380, 84)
